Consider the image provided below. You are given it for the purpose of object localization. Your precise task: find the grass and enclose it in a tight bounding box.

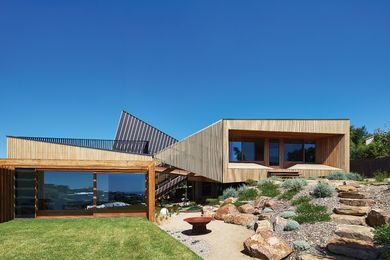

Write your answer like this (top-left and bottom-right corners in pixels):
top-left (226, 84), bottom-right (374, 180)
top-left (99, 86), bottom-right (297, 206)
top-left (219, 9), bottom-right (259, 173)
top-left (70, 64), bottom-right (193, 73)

top-left (0, 217), bottom-right (200, 260)
top-left (374, 224), bottom-right (390, 246)
top-left (291, 195), bottom-right (312, 206)
top-left (258, 181), bottom-right (281, 198)
top-left (278, 190), bottom-right (299, 201)
top-left (238, 188), bottom-right (259, 201)
top-left (294, 202), bottom-right (331, 224)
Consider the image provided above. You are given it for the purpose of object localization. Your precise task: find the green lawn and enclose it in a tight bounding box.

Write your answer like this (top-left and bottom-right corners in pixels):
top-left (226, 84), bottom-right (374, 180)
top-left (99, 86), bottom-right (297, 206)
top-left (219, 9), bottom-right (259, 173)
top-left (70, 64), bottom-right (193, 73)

top-left (0, 217), bottom-right (200, 260)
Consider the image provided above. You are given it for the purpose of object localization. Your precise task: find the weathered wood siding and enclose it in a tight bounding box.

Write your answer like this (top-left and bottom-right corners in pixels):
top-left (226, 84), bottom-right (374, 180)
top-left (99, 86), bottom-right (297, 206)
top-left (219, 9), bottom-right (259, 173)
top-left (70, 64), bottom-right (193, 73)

top-left (7, 137), bottom-right (153, 161)
top-left (0, 168), bottom-right (15, 223)
top-left (155, 121), bottom-right (223, 182)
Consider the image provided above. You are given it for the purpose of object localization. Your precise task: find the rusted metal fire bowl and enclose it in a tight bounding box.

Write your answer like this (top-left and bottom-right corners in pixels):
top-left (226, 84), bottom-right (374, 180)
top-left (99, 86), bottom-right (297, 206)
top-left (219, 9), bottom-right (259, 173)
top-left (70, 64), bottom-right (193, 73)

top-left (183, 217), bottom-right (213, 234)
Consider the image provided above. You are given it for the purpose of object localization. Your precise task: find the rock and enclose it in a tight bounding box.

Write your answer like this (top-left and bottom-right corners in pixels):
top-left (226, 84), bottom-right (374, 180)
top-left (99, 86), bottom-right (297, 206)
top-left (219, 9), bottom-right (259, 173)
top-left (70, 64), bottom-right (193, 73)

top-left (331, 214), bottom-right (367, 226)
top-left (333, 205), bottom-right (370, 216)
top-left (297, 254), bottom-right (339, 260)
top-left (202, 205), bottom-right (217, 218)
top-left (273, 216), bottom-right (288, 232)
top-left (366, 209), bottom-right (390, 227)
top-left (339, 198), bottom-right (375, 207)
top-left (263, 207), bottom-right (273, 213)
top-left (243, 233), bottom-right (293, 260)
top-left (327, 237), bottom-right (378, 260)
top-left (265, 200), bottom-right (279, 210)
top-left (253, 208), bottom-right (262, 215)
top-left (258, 212), bottom-right (273, 220)
top-left (335, 224), bottom-right (374, 242)
top-left (336, 185), bottom-right (358, 192)
top-left (224, 213), bottom-right (258, 227)
top-left (214, 204), bottom-right (239, 220)
top-left (159, 208), bottom-right (169, 216)
top-left (255, 220), bottom-right (272, 233)
top-left (254, 196), bottom-right (271, 209)
top-left (338, 192), bottom-right (368, 199)
top-left (238, 203), bottom-right (255, 214)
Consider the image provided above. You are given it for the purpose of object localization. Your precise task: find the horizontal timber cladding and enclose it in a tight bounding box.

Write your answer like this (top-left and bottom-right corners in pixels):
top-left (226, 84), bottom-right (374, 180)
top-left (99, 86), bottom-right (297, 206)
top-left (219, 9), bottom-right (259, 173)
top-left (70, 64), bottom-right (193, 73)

top-left (0, 168), bottom-right (15, 223)
top-left (223, 119), bottom-right (350, 183)
top-left (115, 111), bottom-right (177, 154)
top-left (7, 137), bottom-right (153, 161)
top-left (155, 120), bottom-right (224, 182)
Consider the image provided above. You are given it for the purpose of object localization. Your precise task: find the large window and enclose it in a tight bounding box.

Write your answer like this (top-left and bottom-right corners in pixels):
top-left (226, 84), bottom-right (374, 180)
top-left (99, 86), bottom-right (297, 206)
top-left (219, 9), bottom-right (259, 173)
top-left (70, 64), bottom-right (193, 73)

top-left (229, 139), bottom-right (264, 162)
top-left (96, 173), bottom-right (146, 212)
top-left (38, 171), bottom-right (93, 211)
top-left (269, 139), bottom-right (280, 166)
top-left (284, 140), bottom-right (316, 163)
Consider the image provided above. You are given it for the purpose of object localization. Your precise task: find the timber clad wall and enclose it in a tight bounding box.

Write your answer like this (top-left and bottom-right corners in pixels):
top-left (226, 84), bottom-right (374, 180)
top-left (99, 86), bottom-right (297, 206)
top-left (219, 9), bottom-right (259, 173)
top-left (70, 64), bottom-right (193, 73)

top-left (7, 137), bottom-right (153, 161)
top-left (0, 168), bottom-right (15, 223)
top-left (156, 121), bottom-right (224, 182)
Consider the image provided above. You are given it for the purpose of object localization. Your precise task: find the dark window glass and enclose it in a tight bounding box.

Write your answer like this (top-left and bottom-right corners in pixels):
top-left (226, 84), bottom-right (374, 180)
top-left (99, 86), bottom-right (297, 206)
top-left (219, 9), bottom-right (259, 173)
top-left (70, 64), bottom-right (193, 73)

top-left (15, 169), bottom-right (35, 218)
top-left (229, 140), bottom-right (264, 162)
top-left (96, 173), bottom-right (146, 212)
top-left (305, 143), bottom-right (316, 163)
top-left (38, 171), bottom-right (93, 211)
top-left (284, 140), bottom-right (304, 161)
top-left (229, 141), bottom-right (242, 161)
top-left (269, 139), bottom-right (280, 166)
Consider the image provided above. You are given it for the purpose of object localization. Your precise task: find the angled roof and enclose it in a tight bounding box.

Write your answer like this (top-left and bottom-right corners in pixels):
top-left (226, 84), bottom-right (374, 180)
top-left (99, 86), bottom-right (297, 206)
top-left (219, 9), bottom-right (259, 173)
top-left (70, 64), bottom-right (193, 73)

top-left (114, 111), bottom-right (177, 155)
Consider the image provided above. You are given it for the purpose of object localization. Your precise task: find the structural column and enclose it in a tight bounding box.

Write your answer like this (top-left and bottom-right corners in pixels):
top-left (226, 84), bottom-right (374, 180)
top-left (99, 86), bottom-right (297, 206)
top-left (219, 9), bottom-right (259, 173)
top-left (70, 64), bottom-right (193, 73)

top-left (93, 173), bottom-right (97, 211)
top-left (147, 163), bottom-right (155, 221)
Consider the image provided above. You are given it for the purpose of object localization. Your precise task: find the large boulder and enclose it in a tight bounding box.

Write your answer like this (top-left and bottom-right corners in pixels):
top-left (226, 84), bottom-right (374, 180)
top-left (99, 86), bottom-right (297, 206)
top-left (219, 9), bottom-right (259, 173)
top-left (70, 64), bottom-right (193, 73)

top-left (238, 203), bottom-right (255, 214)
top-left (273, 216), bottom-right (288, 232)
top-left (254, 196), bottom-right (271, 209)
top-left (333, 205), bottom-right (370, 216)
top-left (244, 233), bottom-right (293, 260)
top-left (339, 198), bottom-right (375, 207)
top-left (255, 220), bottom-right (272, 232)
top-left (336, 185), bottom-right (358, 193)
top-left (366, 209), bottom-right (390, 227)
top-left (223, 197), bottom-right (237, 204)
top-left (331, 214), bottom-right (367, 226)
top-left (258, 212), bottom-right (273, 220)
top-left (214, 204), bottom-right (239, 220)
top-left (265, 199), bottom-right (280, 210)
top-left (224, 213), bottom-right (257, 227)
top-left (327, 237), bottom-right (378, 260)
top-left (335, 224), bottom-right (374, 242)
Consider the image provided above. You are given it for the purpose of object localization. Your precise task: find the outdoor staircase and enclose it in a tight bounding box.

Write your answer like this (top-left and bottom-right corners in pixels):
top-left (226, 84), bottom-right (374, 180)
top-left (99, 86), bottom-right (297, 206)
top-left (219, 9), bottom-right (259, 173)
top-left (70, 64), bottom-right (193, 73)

top-left (155, 175), bottom-right (187, 199)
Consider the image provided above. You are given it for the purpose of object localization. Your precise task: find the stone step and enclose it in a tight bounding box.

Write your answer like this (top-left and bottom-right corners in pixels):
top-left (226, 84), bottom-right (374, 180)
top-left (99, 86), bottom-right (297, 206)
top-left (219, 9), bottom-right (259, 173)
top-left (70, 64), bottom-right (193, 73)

top-left (331, 214), bottom-right (367, 226)
top-left (327, 237), bottom-right (378, 260)
top-left (339, 198), bottom-right (375, 207)
top-left (335, 224), bottom-right (374, 242)
top-left (336, 185), bottom-right (358, 193)
top-left (333, 205), bottom-right (370, 216)
top-left (338, 192), bottom-right (368, 199)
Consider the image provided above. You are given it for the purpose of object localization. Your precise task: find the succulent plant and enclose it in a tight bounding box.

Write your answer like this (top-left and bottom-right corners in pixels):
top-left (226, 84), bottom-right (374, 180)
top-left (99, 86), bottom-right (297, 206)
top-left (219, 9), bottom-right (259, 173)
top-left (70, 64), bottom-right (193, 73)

top-left (293, 240), bottom-right (310, 250)
top-left (313, 182), bottom-right (334, 198)
top-left (284, 220), bottom-right (300, 231)
top-left (280, 211), bottom-right (296, 219)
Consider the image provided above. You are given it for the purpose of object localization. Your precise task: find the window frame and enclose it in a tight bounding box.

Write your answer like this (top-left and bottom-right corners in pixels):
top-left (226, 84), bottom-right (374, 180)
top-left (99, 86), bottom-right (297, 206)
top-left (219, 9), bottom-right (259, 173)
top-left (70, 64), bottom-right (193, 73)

top-left (228, 138), bottom-right (265, 163)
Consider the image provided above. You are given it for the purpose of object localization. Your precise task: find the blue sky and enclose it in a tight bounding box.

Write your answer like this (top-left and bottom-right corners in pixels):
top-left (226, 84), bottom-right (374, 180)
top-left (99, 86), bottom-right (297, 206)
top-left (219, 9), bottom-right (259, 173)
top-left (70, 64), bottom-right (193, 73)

top-left (0, 1), bottom-right (389, 157)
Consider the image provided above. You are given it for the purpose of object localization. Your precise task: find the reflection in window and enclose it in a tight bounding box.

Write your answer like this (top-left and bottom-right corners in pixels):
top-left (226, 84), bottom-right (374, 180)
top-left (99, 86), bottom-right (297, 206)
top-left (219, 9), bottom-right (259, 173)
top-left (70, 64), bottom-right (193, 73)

top-left (269, 139), bottom-right (280, 166)
top-left (96, 173), bottom-right (146, 212)
top-left (304, 143), bottom-right (316, 163)
top-left (229, 140), bottom-right (264, 162)
top-left (284, 140), bottom-right (304, 161)
top-left (38, 171), bottom-right (93, 211)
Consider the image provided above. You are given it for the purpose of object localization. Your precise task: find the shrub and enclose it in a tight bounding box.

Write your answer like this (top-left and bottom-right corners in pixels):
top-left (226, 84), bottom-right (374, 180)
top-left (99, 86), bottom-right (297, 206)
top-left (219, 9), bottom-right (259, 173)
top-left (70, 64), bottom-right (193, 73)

top-left (284, 220), bottom-right (300, 231)
top-left (245, 179), bottom-right (257, 186)
top-left (374, 224), bottom-right (390, 246)
top-left (294, 202), bottom-right (331, 224)
top-left (237, 185), bottom-right (248, 195)
top-left (257, 176), bottom-right (281, 187)
top-left (313, 182), bottom-right (334, 198)
top-left (293, 240), bottom-right (310, 251)
top-left (326, 172), bottom-right (347, 180)
top-left (292, 195), bottom-right (312, 206)
top-left (374, 170), bottom-right (389, 183)
top-left (205, 198), bottom-right (219, 205)
top-left (278, 190), bottom-right (299, 201)
top-left (280, 211), bottom-right (296, 219)
top-left (345, 172), bottom-right (364, 181)
top-left (282, 179), bottom-right (307, 191)
top-left (258, 181), bottom-right (281, 197)
top-left (222, 187), bottom-right (238, 199)
top-left (238, 188), bottom-right (259, 201)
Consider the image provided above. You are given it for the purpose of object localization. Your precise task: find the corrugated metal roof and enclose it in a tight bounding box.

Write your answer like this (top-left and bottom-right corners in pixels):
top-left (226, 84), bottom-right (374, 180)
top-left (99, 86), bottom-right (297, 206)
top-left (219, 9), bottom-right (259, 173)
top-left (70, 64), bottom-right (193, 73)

top-left (114, 111), bottom-right (177, 155)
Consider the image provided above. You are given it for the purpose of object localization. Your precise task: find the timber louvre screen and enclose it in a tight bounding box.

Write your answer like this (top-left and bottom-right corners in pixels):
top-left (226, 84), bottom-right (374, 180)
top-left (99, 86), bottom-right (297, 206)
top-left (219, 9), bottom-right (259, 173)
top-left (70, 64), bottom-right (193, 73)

top-left (0, 168), bottom-right (15, 223)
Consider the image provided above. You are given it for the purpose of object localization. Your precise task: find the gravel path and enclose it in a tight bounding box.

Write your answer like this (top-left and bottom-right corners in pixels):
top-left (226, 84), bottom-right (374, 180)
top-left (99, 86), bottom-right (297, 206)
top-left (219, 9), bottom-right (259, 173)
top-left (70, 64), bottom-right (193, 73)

top-left (360, 184), bottom-right (390, 210)
top-left (159, 212), bottom-right (254, 260)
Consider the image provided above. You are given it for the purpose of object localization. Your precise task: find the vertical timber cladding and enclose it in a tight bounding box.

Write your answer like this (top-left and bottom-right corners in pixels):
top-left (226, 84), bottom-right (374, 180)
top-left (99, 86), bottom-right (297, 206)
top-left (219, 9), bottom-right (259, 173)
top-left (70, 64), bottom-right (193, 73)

top-left (0, 168), bottom-right (15, 223)
top-left (155, 121), bottom-right (224, 182)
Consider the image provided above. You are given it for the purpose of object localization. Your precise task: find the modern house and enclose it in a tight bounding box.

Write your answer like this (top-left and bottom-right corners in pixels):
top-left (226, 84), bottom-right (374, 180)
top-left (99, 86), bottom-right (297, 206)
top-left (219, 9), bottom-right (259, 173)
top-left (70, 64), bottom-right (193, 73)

top-left (0, 112), bottom-right (350, 223)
